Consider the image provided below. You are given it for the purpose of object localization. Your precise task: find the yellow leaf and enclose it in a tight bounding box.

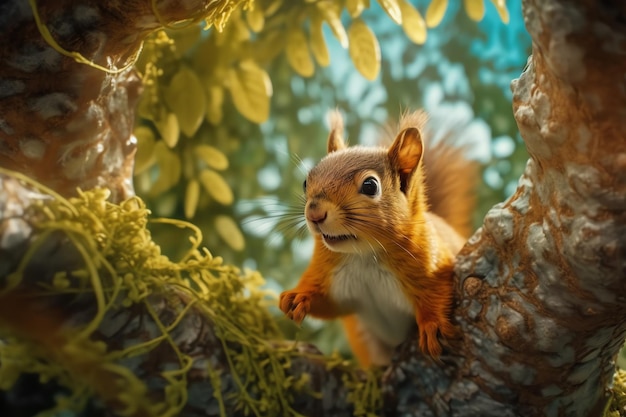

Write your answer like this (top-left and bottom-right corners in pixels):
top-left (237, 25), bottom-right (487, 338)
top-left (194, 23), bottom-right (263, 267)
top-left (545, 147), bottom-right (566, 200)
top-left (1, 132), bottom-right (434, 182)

top-left (464, 0), bottom-right (485, 21)
top-left (133, 126), bottom-right (156, 175)
top-left (310, 14), bottom-right (330, 67)
top-left (246, 5), bottom-right (265, 32)
top-left (156, 112), bottom-right (180, 148)
top-left (317, 4), bottom-right (348, 48)
top-left (348, 19), bottom-right (381, 81)
top-left (195, 144), bottom-right (229, 170)
top-left (286, 28), bottom-right (315, 77)
top-left (215, 215), bottom-right (245, 251)
top-left (149, 142), bottom-right (182, 196)
top-left (185, 179), bottom-right (200, 219)
top-left (377, 0), bottom-right (402, 24)
top-left (252, 30), bottom-right (287, 63)
top-left (205, 84), bottom-right (224, 126)
top-left (199, 169), bottom-right (233, 205)
top-left (399, 0), bottom-right (427, 44)
top-left (425, 0), bottom-right (448, 28)
top-left (490, 0), bottom-right (509, 23)
top-left (227, 60), bottom-right (272, 124)
top-left (164, 65), bottom-right (206, 137)
top-left (346, 0), bottom-right (369, 17)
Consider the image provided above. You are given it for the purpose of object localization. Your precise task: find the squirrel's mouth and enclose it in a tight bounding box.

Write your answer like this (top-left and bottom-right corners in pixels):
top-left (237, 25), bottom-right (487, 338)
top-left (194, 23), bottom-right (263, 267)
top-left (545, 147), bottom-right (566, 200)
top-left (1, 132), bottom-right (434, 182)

top-left (322, 233), bottom-right (357, 243)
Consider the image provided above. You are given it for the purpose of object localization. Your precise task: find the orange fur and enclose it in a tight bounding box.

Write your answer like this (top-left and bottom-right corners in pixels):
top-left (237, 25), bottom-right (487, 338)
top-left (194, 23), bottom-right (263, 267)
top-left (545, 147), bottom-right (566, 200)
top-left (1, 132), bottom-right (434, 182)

top-left (279, 110), bottom-right (478, 365)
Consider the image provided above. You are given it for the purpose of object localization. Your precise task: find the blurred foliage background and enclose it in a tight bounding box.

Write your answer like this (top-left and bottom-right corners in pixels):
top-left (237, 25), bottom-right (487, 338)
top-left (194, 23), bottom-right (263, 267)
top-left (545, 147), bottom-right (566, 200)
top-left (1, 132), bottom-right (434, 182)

top-left (132, 0), bottom-right (532, 357)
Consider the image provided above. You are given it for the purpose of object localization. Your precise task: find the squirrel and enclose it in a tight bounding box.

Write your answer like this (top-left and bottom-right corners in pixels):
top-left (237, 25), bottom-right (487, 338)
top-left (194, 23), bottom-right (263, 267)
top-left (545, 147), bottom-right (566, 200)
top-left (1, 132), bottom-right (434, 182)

top-left (279, 110), bottom-right (478, 367)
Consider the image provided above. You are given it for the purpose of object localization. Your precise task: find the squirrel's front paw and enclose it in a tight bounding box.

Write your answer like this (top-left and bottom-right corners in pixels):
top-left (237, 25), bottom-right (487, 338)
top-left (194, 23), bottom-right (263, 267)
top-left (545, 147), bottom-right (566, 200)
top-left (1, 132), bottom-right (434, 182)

top-left (279, 291), bottom-right (311, 324)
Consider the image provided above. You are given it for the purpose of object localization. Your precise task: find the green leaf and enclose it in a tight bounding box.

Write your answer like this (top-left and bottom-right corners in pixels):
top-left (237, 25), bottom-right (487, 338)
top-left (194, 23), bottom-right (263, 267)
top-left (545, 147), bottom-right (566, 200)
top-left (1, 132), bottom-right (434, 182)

top-left (317, 4), bottom-right (348, 48)
top-left (199, 169), bottom-right (234, 205)
top-left (425, 0), bottom-right (448, 28)
top-left (133, 126), bottom-right (156, 175)
top-left (227, 60), bottom-right (272, 124)
top-left (464, 0), bottom-right (485, 21)
top-left (164, 65), bottom-right (206, 137)
top-left (195, 144), bottom-right (229, 170)
top-left (348, 19), bottom-right (380, 81)
top-left (286, 28), bottom-right (315, 77)
top-left (399, 0), bottom-right (427, 44)
top-left (246, 5), bottom-right (265, 32)
top-left (156, 112), bottom-right (180, 148)
top-left (184, 179), bottom-right (200, 219)
top-left (377, 0), bottom-right (402, 24)
top-left (215, 215), bottom-right (245, 251)
top-left (310, 13), bottom-right (330, 67)
top-left (205, 84), bottom-right (224, 126)
top-left (149, 142), bottom-right (182, 196)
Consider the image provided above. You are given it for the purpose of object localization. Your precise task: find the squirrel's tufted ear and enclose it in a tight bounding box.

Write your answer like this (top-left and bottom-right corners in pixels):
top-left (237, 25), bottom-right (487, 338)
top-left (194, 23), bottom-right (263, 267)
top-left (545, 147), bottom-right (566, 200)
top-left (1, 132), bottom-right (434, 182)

top-left (327, 109), bottom-right (346, 153)
top-left (388, 126), bottom-right (424, 193)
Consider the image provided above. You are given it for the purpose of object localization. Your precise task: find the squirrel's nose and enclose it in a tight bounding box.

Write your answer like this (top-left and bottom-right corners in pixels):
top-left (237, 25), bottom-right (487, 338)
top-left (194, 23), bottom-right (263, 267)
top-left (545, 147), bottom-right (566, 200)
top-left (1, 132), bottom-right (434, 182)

top-left (306, 204), bottom-right (327, 224)
top-left (307, 211), bottom-right (327, 224)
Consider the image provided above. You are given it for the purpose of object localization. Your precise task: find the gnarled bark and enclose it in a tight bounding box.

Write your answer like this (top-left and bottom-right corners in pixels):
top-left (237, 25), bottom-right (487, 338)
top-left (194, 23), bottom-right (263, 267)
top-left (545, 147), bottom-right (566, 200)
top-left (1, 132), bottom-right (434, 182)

top-left (0, 0), bottom-right (625, 416)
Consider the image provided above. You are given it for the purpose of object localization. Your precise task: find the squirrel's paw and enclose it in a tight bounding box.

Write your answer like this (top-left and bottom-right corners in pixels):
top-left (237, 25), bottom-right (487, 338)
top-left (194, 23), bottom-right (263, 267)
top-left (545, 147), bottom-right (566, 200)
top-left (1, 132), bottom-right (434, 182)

top-left (279, 291), bottom-right (311, 324)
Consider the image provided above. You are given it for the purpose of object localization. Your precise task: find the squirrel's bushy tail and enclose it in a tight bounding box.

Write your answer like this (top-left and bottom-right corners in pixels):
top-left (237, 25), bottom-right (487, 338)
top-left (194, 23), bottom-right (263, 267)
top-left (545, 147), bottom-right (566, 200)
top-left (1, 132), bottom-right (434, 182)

top-left (422, 127), bottom-right (479, 239)
top-left (395, 111), bottom-right (480, 238)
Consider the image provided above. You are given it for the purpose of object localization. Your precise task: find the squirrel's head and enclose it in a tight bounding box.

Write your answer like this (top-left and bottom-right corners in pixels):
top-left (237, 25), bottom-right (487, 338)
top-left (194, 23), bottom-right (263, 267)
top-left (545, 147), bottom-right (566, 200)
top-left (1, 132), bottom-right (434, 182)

top-left (303, 111), bottom-right (426, 254)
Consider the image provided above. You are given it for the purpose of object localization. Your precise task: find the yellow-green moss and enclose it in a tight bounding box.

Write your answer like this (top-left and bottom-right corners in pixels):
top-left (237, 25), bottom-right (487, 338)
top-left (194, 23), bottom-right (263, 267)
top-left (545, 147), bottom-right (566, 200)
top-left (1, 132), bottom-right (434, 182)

top-left (0, 178), bottom-right (380, 416)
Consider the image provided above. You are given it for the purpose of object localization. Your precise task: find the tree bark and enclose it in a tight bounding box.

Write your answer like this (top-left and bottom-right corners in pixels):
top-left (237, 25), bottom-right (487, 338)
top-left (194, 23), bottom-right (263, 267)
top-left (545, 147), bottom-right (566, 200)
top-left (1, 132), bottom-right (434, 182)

top-left (1, 0), bottom-right (625, 416)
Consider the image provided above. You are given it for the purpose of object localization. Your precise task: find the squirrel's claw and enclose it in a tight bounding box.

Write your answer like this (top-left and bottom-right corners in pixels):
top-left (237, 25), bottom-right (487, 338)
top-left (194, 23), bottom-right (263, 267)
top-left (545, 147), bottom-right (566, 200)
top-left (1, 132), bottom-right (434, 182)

top-left (279, 291), bottom-right (311, 325)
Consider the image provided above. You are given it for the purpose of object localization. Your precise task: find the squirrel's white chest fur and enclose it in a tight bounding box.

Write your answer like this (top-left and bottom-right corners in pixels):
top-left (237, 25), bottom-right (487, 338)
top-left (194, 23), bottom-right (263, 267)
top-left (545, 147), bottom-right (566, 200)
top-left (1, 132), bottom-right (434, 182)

top-left (329, 255), bottom-right (415, 347)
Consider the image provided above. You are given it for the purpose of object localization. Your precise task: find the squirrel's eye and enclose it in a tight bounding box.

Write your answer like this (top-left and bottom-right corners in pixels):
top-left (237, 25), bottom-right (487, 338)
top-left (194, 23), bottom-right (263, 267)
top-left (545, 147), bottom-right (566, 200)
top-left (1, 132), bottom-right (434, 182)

top-left (360, 177), bottom-right (379, 196)
top-left (303, 180), bottom-right (307, 193)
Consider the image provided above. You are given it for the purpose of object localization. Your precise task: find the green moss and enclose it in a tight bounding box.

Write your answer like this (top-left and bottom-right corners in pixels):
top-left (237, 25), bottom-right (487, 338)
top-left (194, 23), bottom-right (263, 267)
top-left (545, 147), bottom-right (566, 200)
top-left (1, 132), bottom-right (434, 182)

top-left (0, 180), bottom-right (380, 416)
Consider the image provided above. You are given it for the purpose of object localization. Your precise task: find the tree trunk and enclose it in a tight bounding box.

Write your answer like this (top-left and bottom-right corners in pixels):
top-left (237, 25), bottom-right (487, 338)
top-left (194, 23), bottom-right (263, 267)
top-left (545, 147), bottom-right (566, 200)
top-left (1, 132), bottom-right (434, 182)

top-left (1, 0), bottom-right (625, 416)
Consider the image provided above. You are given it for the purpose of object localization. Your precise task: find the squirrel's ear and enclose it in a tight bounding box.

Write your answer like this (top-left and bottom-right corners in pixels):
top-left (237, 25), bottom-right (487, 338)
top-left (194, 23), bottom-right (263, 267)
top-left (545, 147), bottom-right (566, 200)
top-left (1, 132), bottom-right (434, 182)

top-left (387, 127), bottom-right (424, 193)
top-left (327, 110), bottom-right (346, 153)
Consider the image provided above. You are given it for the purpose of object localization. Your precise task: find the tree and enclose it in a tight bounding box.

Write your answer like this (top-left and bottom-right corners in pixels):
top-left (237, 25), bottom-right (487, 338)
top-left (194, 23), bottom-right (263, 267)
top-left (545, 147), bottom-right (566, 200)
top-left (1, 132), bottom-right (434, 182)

top-left (0, 0), bottom-right (624, 416)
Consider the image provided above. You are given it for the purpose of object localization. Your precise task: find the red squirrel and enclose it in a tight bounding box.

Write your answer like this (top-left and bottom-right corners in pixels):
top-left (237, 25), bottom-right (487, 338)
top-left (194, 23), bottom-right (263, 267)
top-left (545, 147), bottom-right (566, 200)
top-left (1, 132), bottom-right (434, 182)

top-left (279, 110), bottom-right (477, 367)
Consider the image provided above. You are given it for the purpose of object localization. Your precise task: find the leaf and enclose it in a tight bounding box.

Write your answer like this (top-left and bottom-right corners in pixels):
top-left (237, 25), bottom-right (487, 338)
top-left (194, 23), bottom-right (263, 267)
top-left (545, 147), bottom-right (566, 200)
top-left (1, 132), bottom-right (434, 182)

top-left (149, 141), bottom-right (182, 196)
top-left (399, 0), bottom-right (427, 45)
top-left (286, 28), bottom-right (315, 77)
top-left (317, 4), bottom-right (348, 48)
top-left (346, 0), bottom-right (370, 17)
top-left (164, 65), bottom-right (206, 137)
top-left (195, 144), bottom-right (229, 170)
top-left (348, 19), bottom-right (380, 81)
top-left (156, 112), bottom-right (180, 148)
top-left (227, 60), bottom-right (272, 124)
top-left (310, 14), bottom-right (330, 67)
top-left (215, 215), bottom-right (245, 251)
top-left (425, 0), bottom-right (448, 28)
top-left (246, 5), bottom-right (265, 32)
top-left (205, 84), bottom-right (224, 126)
top-left (199, 169), bottom-right (234, 205)
top-left (377, 0), bottom-right (402, 24)
top-left (133, 126), bottom-right (156, 175)
top-left (184, 179), bottom-right (200, 219)
top-left (490, 0), bottom-right (509, 23)
top-left (463, 0), bottom-right (485, 21)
